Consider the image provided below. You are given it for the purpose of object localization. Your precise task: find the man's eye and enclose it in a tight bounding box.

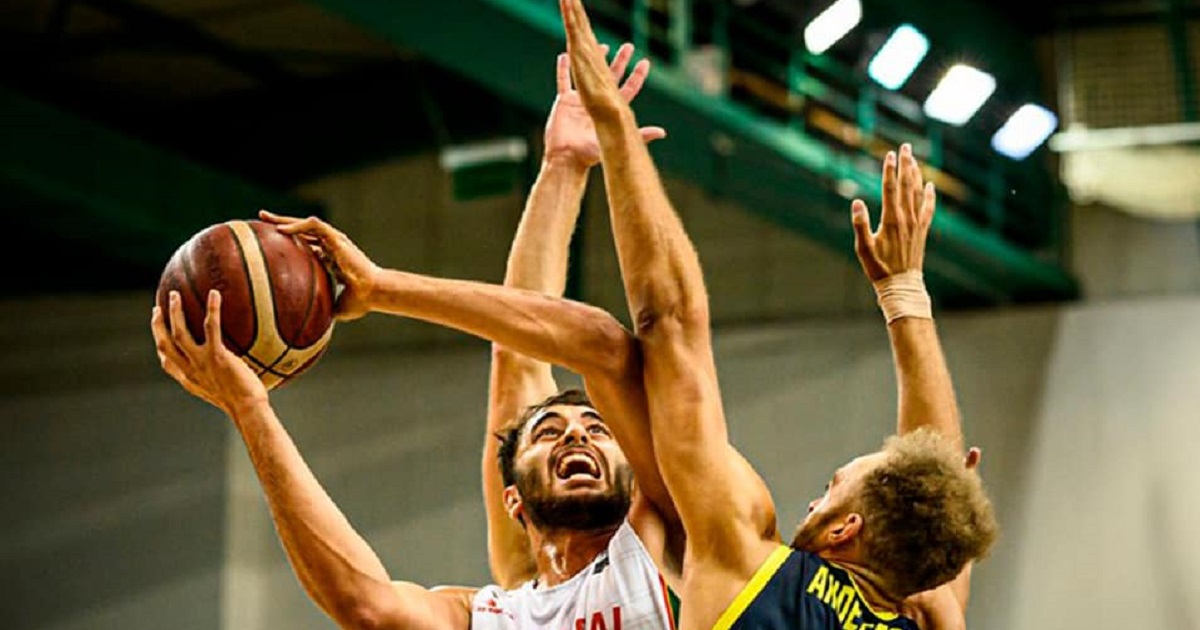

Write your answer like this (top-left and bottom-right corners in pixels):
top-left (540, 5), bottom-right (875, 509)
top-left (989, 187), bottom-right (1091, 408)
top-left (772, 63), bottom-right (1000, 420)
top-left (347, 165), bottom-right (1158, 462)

top-left (588, 425), bottom-right (610, 435)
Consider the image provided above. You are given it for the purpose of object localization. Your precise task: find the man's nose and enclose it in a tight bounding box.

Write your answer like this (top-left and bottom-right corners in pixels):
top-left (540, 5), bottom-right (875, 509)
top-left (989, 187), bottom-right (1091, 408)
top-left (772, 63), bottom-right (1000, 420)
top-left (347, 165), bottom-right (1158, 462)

top-left (562, 423), bottom-right (589, 444)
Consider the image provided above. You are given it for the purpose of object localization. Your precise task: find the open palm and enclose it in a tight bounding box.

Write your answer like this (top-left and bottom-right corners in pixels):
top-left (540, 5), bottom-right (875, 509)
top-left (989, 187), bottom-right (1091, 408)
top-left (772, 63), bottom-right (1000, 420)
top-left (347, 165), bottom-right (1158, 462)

top-left (543, 42), bottom-right (665, 168)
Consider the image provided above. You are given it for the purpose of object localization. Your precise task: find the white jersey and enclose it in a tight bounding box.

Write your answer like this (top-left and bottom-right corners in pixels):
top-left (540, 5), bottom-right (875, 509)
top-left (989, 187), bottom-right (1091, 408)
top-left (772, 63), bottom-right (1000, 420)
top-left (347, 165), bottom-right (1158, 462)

top-left (470, 520), bottom-right (675, 630)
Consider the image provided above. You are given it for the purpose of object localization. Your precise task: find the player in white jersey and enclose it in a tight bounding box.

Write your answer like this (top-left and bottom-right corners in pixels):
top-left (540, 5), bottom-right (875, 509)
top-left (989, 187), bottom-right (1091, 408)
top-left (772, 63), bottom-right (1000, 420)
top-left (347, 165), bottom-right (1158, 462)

top-left (153, 42), bottom-right (685, 630)
top-left (471, 517), bottom-right (674, 630)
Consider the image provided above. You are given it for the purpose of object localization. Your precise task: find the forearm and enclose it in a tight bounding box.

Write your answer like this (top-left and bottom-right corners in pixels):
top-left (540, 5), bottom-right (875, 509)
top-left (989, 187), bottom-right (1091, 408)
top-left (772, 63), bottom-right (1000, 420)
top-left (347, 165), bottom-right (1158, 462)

top-left (228, 401), bottom-right (396, 626)
top-left (503, 158), bottom-right (588, 292)
top-left (887, 316), bottom-right (963, 450)
top-left (369, 270), bottom-right (636, 381)
top-left (594, 110), bottom-right (709, 332)
top-left (591, 108), bottom-right (730, 499)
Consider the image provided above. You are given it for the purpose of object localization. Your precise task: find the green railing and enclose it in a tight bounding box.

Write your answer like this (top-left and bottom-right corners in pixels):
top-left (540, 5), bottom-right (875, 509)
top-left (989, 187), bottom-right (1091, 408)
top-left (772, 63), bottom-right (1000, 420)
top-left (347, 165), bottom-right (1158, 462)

top-left (306, 0), bottom-right (1079, 304)
top-left (581, 0), bottom-right (1066, 253)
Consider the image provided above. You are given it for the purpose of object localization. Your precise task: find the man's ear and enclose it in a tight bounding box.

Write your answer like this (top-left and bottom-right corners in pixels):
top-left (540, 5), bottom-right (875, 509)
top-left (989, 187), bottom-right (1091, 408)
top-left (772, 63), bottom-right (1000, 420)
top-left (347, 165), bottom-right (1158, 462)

top-left (503, 485), bottom-right (525, 526)
top-left (829, 512), bottom-right (863, 546)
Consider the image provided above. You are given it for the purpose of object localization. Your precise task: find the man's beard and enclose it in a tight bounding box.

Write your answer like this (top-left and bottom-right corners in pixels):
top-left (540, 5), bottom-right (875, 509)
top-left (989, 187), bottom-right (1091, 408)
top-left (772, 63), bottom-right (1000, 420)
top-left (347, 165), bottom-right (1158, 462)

top-left (791, 506), bottom-right (841, 552)
top-left (515, 465), bottom-right (633, 533)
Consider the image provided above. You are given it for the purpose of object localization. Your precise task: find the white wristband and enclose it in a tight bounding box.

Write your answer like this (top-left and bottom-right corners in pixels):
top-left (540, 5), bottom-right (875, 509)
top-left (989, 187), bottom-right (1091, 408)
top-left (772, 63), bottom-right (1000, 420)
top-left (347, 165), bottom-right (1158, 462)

top-left (873, 270), bottom-right (932, 324)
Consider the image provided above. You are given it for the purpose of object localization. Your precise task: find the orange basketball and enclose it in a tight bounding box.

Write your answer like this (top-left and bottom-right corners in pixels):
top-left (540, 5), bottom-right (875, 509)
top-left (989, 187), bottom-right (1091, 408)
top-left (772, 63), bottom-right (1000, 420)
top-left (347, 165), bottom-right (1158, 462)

top-left (156, 219), bottom-right (336, 390)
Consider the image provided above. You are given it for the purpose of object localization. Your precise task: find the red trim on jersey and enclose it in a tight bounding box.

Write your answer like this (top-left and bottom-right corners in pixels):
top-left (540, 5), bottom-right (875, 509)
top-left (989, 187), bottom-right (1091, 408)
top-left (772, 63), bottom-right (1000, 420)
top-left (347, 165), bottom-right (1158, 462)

top-left (658, 574), bottom-right (677, 630)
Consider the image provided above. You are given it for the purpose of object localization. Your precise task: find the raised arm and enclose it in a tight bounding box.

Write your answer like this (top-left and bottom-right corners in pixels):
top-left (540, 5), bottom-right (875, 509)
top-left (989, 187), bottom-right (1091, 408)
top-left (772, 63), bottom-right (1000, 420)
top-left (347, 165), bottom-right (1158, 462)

top-left (849, 144), bottom-right (977, 624)
top-left (484, 43), bottom-right (664, 588)
top-left (558, 0), bottom-right (776, 577)
top-left (851, 144), bottom-right (963, 450)
top-left (152, 291), bottom-right (470, 630)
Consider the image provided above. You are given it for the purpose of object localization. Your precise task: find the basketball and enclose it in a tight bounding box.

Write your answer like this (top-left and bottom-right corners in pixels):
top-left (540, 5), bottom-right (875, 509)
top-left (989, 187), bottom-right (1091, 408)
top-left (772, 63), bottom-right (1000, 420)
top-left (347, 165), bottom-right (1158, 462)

top-left (156, 219), bottom-right (336, 390)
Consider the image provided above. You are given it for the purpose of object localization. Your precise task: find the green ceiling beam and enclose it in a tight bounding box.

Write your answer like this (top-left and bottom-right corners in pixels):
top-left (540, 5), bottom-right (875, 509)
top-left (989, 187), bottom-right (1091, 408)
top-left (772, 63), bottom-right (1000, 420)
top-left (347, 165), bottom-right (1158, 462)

top-left (0, 86), bottom-right (319, 269)
top-left (305, 0), bottom-right (1078, 305)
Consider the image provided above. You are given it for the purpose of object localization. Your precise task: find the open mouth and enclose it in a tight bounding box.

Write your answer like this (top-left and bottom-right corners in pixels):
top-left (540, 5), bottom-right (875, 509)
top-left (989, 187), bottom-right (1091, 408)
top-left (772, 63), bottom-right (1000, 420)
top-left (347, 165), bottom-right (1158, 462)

top-left (554, 450), bottom-right (601, 480)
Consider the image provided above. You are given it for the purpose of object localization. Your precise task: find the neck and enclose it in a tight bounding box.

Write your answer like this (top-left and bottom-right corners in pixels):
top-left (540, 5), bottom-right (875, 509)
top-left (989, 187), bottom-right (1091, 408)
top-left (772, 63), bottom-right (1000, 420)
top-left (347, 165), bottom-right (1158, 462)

top-left (527, 522), bottom-right (620, 588)
top-left (818, 550), bottom-right (905, 614)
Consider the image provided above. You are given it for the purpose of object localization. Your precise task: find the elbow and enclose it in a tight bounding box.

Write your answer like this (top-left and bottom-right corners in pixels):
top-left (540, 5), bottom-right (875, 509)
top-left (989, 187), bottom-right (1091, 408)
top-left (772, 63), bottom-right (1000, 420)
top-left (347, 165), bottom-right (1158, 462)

top-left (334, 604), bottom-right (386, 630)
top-left (333, 601), bottom-right (401, 630)
top-left (633, 301), bottom-right (709, 343)
top-left (327, 587), bottom-right (404, 630)
top-left (582, 318), bottom-right (643, 384)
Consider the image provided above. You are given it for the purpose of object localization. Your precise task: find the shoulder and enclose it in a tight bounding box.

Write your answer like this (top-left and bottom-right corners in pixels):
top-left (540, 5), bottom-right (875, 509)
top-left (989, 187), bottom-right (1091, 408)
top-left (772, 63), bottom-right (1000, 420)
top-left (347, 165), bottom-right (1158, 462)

top-left (431, 585), bottom-right (482, 608)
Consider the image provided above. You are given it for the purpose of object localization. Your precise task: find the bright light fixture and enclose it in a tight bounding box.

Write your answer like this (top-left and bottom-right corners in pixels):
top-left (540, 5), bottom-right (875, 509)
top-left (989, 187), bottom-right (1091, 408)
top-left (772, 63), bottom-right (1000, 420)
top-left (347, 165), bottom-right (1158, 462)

top-left (867, 24), bottom-right (929, 90)
top-left (804, 0), bottom-right (863, 55)
top-left (923, 63), bottom-right (996, 126)
top-left (991, 104), bottom-right (1059, 159)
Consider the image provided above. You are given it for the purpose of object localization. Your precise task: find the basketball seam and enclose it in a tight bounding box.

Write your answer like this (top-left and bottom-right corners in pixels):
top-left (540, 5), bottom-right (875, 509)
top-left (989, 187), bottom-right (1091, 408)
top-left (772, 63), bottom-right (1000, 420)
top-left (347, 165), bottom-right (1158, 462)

top-left (178, 238), bottom-right (248, 354)
top-left (176, 246), bottom-right (207, 318)
top-left (227, 222), bottom-right (261, 354)
top-left (295, 232), bottom-right (321, 350)
top-left (273, 346), bottom-right (329, 389)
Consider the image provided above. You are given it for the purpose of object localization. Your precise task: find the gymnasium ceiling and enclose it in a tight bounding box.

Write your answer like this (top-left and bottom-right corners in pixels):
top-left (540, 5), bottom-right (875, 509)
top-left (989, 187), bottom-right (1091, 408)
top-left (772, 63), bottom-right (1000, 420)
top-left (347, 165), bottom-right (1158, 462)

top-left (0, 0), bottom-right (1158, 298)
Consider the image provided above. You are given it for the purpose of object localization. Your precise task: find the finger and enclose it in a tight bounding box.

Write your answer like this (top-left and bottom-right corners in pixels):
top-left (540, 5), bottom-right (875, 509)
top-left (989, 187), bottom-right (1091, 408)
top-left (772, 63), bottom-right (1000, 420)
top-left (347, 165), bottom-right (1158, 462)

top-left (167, 291), bottom-right (198, 350)
top-left (907, 154), bottom-right (924, 218)
top-left (258, 209), bottom-right (299, 225)
top-left (308, 245), bottom-right (340, 280)
top-left (294, 233), bottom-right (322, 245)
top-left (619, 58), bottom-right (651, 101)
top-left (203, 289), bottom-right (223, 351)
top-left (879, 151), bottom-right (898, 226)
top-left (906, 145), bottom-right (922, 219)
top-left (556, 52), bottom-right (570, 94)
top-left (561, 0), bottom-right (598, 49)
top-left (273, 215), bottom-right (328, 238)
top-left (560, 0), bottom-right (577, 41)
top-left (639, 126), bottom-right (667, 143)
top-left (921, 181), bottom-right (936, 225)
top-left (897, 144), bottom-right (915, 222)
top-left (157, 340), bottom-right (198, 391)
top-left (152, 305), bottom-right (190, 372)
top-left (851, 199), bottom-right (875, 259)
top-left (608, 42), bottom-right (634, 82)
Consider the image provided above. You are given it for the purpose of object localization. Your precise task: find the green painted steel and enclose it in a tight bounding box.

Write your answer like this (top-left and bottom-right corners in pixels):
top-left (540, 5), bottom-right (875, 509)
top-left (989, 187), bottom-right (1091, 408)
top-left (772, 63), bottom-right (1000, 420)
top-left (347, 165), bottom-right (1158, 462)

top-left (0, 87), bottom-right (320, 269)
top-left (305, 0), bottom-right (1077, 305)
top-left (1166, 0), bottom-right (1197, 122)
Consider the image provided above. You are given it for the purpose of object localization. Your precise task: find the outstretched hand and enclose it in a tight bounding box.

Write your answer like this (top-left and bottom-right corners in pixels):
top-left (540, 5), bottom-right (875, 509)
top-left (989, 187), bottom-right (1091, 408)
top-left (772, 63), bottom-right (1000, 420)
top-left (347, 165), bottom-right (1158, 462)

top-left (559, 0), bottom-right (629, 124)
top-left (259, 210), bottom-right (379, 322)
top-left (850, 143), bottom-right (936, 282)
top-left (544, 41), bottom-right (666, 168)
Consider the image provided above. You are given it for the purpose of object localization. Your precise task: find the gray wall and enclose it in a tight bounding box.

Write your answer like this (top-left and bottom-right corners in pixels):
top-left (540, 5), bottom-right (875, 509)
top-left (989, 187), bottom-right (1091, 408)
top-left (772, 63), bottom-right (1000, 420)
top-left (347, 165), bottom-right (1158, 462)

top-left (7, 291), bottom-right (1200, 630)
top-left (0, 295), bottom-right (226, 630)
top-left (4, 151), bottom-right (1200, 630)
